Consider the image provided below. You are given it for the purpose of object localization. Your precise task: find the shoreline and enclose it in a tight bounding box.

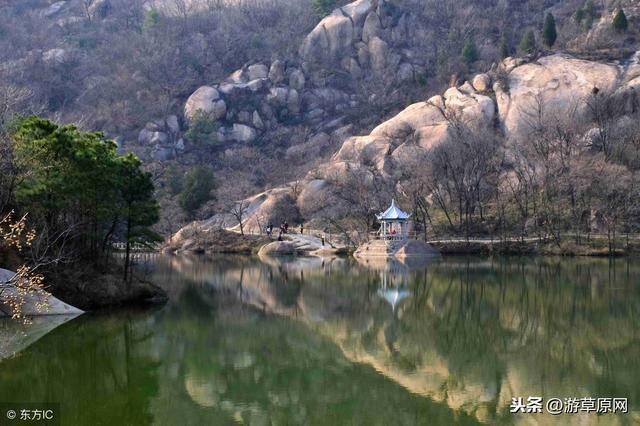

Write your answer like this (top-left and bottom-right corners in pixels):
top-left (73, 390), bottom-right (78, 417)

top-left (429, 238), bottom-right (637, 257)
top-left (163, 227), bottom-right (640, 258)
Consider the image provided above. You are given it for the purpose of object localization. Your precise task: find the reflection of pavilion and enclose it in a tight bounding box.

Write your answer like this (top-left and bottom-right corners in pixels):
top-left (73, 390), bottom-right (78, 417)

top-left (375, 260), bottom-right (411, 312)
top-left (377, 287), bottom-right (411, 312)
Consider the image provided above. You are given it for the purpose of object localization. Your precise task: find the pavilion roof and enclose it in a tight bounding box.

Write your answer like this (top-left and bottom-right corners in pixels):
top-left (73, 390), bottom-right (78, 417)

top-left (376, 199), bottom-right (410, 221)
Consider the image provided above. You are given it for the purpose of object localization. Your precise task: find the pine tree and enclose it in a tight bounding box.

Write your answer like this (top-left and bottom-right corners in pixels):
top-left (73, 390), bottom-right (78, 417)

top-left (461, 38), bottom-right (479, 65)
top-left (542, 13), bottom-right (557, 47)
top-left (179, 166), bottom-right (217, 219)
top-left (612, 9), bottom-right (628, 32)
top-left (583, 0), bottom-right (595, 18)
top-left (498, 37), bottom-right (510, 59)
top-left (519, 30), bottom-right (536, 55)
top-left (312, 0), bottom-right (336, 17)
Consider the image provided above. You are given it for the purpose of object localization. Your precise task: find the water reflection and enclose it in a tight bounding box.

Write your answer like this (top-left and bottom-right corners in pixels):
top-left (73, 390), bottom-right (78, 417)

top-left (1, 255), bottom-right (639, 425)
top-left (0, 314), bottom-right (80, 362)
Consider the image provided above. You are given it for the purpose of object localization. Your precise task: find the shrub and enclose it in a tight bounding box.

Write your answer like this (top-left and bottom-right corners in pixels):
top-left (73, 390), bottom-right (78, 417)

top-left (185, 110), bottom-right (218, 146)
top-left (143, 9), bottom-right (161, 33)
top-left (165, 165), bottom-right (183, 196)
top-left (519, 30), bottom-right (536, 55)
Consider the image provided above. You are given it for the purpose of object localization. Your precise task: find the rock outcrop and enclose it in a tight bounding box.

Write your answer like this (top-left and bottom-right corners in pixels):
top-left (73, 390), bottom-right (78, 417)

top-left (171, 52), bottom-right (640, 235)
top-left (137, 115), bottom-right (184, 161)
top-left (172, 59), bottom-right (356, 151)
top-left (354, 239), bottom-right (439, 259)
top-left (0, 269), bottom-right (84, 317)
top-left (150, 0), bottom-right (458, 159)
top-left (300, 0), bottom-right (426, 86)
top-left (496, 55), bottom-right (621, 139)
top-left (257, 241), bottom-right (297, 257)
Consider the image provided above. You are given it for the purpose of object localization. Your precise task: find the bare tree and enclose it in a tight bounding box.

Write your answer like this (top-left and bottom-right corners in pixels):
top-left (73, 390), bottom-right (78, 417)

top-left (231, 200), bottom-right (250, 235)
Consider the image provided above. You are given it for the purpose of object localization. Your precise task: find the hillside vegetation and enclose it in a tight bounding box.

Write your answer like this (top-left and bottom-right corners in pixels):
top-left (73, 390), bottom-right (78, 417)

top-left (1, 0), bottom-right (640, 246)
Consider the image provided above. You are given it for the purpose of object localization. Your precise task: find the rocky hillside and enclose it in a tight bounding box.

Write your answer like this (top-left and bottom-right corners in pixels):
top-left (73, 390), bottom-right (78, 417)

top-left (170, 50), bottom-right (640, 244)
top-left (2, 0), bottom-right (640, 236)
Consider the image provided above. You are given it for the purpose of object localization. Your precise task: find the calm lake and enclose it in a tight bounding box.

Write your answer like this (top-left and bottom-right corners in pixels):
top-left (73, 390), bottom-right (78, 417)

top-left (1, 255), bottom-right (640, 425)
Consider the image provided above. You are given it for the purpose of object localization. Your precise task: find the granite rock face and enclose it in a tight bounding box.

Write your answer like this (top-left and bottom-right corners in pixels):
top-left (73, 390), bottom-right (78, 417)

top-left (170, 53), bottom-right (640, 235)
top-left (0, 268), bottom-right (84, 317)
top-left (257, 241), bottom-right (298, 257)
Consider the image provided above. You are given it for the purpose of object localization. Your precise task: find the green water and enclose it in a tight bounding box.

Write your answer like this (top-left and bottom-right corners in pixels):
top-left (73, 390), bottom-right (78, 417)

top-left (1, 255), bottom-right (640, 425)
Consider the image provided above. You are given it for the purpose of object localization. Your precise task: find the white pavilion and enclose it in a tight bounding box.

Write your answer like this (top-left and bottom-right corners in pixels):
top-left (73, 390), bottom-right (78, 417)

top-left (376, 200), bottom-right (411, 241)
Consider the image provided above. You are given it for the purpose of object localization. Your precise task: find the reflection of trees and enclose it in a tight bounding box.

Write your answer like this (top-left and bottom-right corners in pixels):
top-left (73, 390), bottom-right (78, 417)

top-left (390, 257), bottom-right (640, 423)
top-left (19, 255), bottom-right (633, 425)
top-left (0, 311), bottom-right (161, 425)
top-left (162, 255), bottom-right (640, 424)
top-left (155, 298), bottom-right (481, 426)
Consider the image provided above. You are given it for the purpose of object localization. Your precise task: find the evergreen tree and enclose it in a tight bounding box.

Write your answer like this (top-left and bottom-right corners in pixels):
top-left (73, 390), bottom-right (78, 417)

top-left (612, 9), bottom-right (628, 32)
top-left (312, 0), bottom-right (335, 17)
top-left (542, 13), bottom-right (557, 47)
top-left (12, 117), bottom-right (159, 274)
top-left (116, 154), bottom-right (160, 282)
top-left (519, 30), bottom-right (537, 55)
top-left (461, 38), bottom-right (479, 65)
top-left (179, 166), bottom-right (216, 219)
top-left (583, 0), bottom-right (595, 19)
top-left (498, 37), bottom-right (510, 59)
top-left (578, 1), bottom-right (596, 30)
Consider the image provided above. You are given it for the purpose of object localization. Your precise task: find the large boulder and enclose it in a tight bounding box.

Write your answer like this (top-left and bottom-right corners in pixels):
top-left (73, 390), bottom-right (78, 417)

top-left (149, 131), bottom-right (169, 145)
top-left (368, 36), bottom-right (389, 73)
top-left (258, 241), bottom-right (297, 257)
top-left (498, 54), bottom-right (619, 139)
top-left (362, 11), bottom-right (381, 43)
top-left (287, 89), bottom-right (301, 115)
top-left (327, 82), bottom-right (495, 176)
top-left (269, 60), bottom-right (285, 84)
top-left (166, 115), bottom-right (180, 134)
top-left (252, 111), bottom-right (265, 129)
top-left (184, 86), bottom-right (221, 120)
top-left (247, 64), bottom-right (269, 81)
top-left (397, 63), bottom-right (415, 82)
top-left (289, 69), bottom-right (306, 91)
top-left (211, 100), bottom-right (227, 120)
top-left (232, 124), bottom-right (257, 143)
top-left (300, 1), bottom-right (370, 65)
top-left (152, 146), bottom-right (174, 161)
top-left (472, 73), bottom-right (491, 92)
top-left (0, 268), bottom-right (84, 317)
top-left (267, 87), bottom-right (290, 106)
top-left (138, 128), bottom-right (152, 144)
top-left (41, 1), bottom-right (67, 18)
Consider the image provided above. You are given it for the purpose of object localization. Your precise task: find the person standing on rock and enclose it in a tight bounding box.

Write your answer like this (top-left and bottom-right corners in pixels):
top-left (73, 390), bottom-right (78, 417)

top-left (321, 234), bottom-right (325, 247)
top-left (300, 224), bottom-right (304, 234)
